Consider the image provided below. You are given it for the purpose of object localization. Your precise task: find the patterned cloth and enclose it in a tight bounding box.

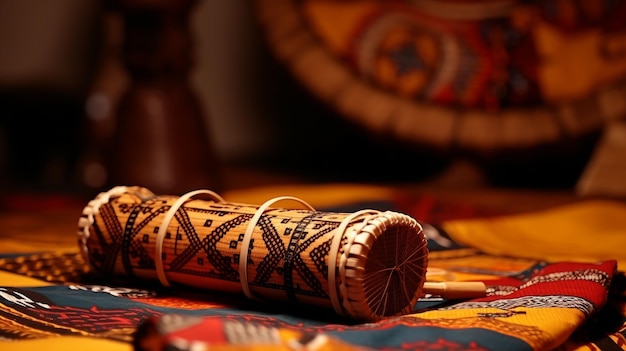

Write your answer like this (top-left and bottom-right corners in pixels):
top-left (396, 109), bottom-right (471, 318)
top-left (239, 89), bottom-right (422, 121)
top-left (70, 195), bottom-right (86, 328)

top-left (0, 184), bottom-right (624, 351)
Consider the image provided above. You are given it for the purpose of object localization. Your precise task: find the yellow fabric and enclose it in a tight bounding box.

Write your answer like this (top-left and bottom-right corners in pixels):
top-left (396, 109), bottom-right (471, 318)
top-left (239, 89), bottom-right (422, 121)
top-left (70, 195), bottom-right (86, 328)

top-left (0, 270), bottom-right (54, 287)
top-left (0, 336), bottom-right (131, 351)
top-left (413, 307), bottom-right (586, 351)
top-left (0, 186), bottom-right (622, 351)
top-left (0, 238), bottom-right (76, 254)
top-left (442, 200), bottom-right (626, 268)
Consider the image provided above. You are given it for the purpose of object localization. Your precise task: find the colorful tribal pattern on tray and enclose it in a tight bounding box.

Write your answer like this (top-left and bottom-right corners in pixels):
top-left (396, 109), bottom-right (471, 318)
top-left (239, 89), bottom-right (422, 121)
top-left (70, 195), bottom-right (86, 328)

top-left (256, 0), bottom-right (626, 153)
top-left (0, 184), bottom-right (625, 351)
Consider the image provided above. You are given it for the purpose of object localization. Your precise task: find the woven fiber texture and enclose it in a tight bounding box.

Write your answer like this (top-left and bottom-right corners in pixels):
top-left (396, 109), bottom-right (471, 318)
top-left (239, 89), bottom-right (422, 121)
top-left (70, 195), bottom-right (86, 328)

top-left (78, 186), bottom-right (428, 321)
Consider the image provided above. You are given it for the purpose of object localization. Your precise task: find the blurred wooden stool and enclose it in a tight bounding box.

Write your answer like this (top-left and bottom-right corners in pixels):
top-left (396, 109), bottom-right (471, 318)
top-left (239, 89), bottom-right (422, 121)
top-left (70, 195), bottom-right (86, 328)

top-left (95, 0), bottom-right (221, 195)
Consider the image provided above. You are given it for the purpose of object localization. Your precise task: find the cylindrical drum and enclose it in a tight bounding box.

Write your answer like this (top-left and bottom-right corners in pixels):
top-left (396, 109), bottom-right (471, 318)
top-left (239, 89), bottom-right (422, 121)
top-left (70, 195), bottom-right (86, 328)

top-left (77, 186), bottom-right (428, 321)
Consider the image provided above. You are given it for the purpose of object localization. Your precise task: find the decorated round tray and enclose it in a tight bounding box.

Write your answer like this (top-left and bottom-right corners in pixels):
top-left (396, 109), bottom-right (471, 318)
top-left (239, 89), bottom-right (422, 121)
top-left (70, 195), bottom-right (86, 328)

top-left (255, 0), bottom-right (626, 155)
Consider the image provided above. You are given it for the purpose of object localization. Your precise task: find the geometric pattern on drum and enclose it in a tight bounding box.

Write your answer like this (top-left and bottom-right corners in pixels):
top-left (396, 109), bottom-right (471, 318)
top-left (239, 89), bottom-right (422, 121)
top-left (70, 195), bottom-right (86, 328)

top-left (281, 215), bottom-right (337, 300)
top-left (168, 208), bottom-right (253, 281)
top-left (158, 206), bottom-right (340, 300)
top-left (122, 202), bottom-right (169, 276)
top-left (252, 212), bottom-right (338, 301)
top-left (93, 201), bottom-right (125, 275)
top-left (93, 201), bottom-right (166, 276)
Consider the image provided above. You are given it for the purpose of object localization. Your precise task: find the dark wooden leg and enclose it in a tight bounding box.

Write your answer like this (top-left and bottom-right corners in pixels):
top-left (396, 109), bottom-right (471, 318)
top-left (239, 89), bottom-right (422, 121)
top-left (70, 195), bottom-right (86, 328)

top-left (105, 0), bottom-right (221, 195)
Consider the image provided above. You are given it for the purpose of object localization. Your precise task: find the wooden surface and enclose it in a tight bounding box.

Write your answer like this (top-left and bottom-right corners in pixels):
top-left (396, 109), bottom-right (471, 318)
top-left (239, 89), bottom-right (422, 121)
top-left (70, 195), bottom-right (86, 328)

top-left (0, 161), bottom-right (585, 255)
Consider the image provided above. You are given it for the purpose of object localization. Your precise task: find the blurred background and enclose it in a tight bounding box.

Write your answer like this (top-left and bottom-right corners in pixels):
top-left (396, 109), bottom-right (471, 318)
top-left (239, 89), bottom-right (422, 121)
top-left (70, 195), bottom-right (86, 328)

top-left (1, 0), bottom-right (625, 203)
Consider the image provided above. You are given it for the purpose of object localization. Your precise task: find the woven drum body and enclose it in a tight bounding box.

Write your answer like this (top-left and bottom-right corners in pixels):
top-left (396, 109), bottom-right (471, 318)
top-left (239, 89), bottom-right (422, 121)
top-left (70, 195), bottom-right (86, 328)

top-left (78, 186), bottom-right (428, 321)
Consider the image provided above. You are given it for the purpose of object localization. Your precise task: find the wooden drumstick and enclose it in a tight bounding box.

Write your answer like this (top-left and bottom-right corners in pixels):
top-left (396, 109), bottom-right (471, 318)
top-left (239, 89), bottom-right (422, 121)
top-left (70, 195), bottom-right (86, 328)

top-left (422, 281), bottom-right (487, 300)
